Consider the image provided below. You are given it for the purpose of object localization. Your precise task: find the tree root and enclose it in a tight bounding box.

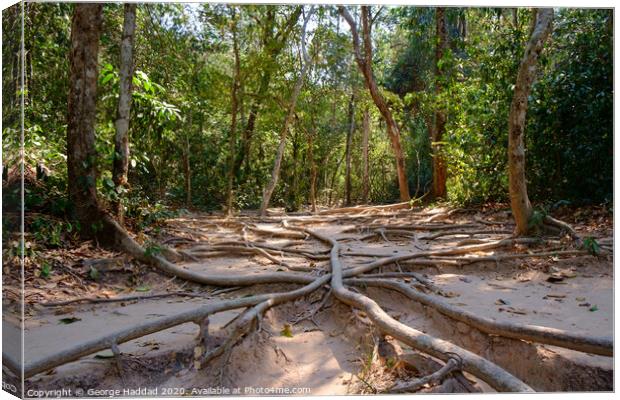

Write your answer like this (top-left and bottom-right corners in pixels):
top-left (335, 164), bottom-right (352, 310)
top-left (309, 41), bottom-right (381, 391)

top-left (390, 356), bottom-right (461, 393)
top-left (318, 201), bottom-right (412, 215)
top-left (420, 229), bottom-right (512, 241)
top-left (11, 273), bottom-right (332, 379)
top-left (40, 291), bottom-right (210, 307)
top-left (347, 278), bottom-right (613, 356)
top-left (297, 225), bottom-right (534, 392)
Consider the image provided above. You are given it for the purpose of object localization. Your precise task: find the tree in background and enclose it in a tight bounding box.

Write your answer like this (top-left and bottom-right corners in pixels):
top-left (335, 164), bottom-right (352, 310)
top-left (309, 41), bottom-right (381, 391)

top-left (340, 5), bottom-right (411, 202)
top-left (431, 7), bottom-right (448, 198)
top-left (112, 3), bottom-right (137, 223)
top-left (508, 9), bottom-right (553, 235)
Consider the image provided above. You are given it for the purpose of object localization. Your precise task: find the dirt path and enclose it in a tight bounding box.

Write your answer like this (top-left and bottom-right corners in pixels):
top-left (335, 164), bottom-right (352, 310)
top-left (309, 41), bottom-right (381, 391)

top-left (5, 205), bottom-right (613, 394)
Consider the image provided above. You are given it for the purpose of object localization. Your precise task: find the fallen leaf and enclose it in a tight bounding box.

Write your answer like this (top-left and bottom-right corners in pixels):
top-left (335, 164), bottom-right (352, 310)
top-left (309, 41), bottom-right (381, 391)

top-left (58, 317), bottom-right (81, 325)
top-left (546, 274), bottom-right (564, 283)
top-left (575, 297), bottom-right (586, 302)
top-left (280, 324), bottom-right (293, 338)
top-left (94, 350), bottom-right (115, 359)
top-left (495, 299), bottom-right (510, 305)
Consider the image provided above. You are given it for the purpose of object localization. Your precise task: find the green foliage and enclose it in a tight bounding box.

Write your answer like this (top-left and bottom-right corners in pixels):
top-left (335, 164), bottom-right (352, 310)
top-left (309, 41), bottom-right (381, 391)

top-left (7, 3), bottom-right (611, 231)
top-left (144, 242), bottom-right (163, 258)
top-left (581, 237), bottom-right (601, 256)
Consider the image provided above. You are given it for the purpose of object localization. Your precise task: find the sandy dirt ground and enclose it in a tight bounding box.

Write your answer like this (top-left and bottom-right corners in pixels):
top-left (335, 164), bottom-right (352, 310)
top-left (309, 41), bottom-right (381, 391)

top-left (3, 205), bottom-right (613, 394)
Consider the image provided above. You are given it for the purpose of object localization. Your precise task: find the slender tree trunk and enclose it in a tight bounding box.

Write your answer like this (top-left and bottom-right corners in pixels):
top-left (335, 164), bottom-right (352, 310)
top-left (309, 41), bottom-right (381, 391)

top-left (508, 8), bottom-right (553, 235)
top-left (362, 107), bottom-right (370, 203)
top-left (183, 114), bottom-right (192, 207)
top-left (328, 149), bottom-right (346, 207)
top-left (259, 7), bottom-right (314, 216)
top-left (344, 94), bottom-right (355, 206)
top-left (308, 125), bottom-right (317, 212)
top-left (432, 7), bottom-right (448, 199)
top-left (67, 4), bottom-right (110, 240)
top-left (339, 6), bottom-right (410, 201)
top-left (226, 11), bottom-right (241, 216)
top-left (111, 3), bottom-right (137, 223)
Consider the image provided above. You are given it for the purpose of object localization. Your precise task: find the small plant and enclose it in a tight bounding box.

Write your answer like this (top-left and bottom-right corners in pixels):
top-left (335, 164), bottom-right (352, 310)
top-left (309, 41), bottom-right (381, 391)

top-left (144, 243), bottom-right (163, 257)
top-left (39, 262), bottom-right (52, 278)
top-left (581, 237), bottom-right (601, 255)
top-left (527, 209), bottom-right (546, 232)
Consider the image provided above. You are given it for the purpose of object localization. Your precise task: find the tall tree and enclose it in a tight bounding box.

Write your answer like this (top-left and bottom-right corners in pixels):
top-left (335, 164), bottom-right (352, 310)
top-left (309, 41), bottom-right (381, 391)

top-left (344, 93), bottom-right (355, 206)
top-left (112, 3), bottom-right (137, 222)
top-left (508, 8), bottom-right (553, 234)
top-left (226, 7), bottom-right (241, 216)
top-left (67, 3), bottom-right (109, 239)
top-left (235, 6), bottom-right (303, 177)
top-left (361, 106), bottom-right (370, 203)
top-left (339, 6), bottom-right (411, 202)
top-left (259, 6), bottom-right (314, 216)
top-left (431, 7), bottom-right (448, 198)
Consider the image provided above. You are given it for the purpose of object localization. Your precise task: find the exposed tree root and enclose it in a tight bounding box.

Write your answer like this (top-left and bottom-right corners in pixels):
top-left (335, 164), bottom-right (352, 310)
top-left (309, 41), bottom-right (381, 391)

top-left (431, 249), bottom-right (590, 265)
top-left (318, 201), bottom-right (412, 215)
top-left (13, 209), bottom-right (606, 393)
top-left (420, 229), bottom-right (513, 241)
top-left (347, 278), bottom-right (613, 356)
top-left (390, 356), bottom-right (461, 393)
top-left (11, 273), bottom-right (332, 379)
top-left (40, 291), bottom-right (210, 307)
top-left (298, 226), bottom-right (534, 392)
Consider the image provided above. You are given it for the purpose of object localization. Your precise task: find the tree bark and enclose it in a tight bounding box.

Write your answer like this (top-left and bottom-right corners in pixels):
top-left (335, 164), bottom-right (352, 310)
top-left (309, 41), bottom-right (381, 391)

top-left (508, 8), bottom-right (553, 235)
top-left (308, 125), bottom-right (318, 212)
top-left (344, 93), bottom-right (355, 206)
top-left (259, 7), bottom-right (313, 216)
top-left (67, 4), bottom-right (118, 244)
top-left (183, 114), bottom-right (192, 207)
top-left (362, 106), bottom-right (370, 203)
top-left (339, 6), bottom-right (410, 202)
top-left (112, 3), bottom-right (137, 223)
top-left (226, 10), bottom-right (241, 216)
top-left (432, 7), bottom-right (448, 199)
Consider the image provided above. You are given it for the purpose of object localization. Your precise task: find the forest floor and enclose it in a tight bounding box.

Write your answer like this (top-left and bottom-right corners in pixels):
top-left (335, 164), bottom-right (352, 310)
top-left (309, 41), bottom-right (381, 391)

top-left (3, 203), bottom-right (614, 394)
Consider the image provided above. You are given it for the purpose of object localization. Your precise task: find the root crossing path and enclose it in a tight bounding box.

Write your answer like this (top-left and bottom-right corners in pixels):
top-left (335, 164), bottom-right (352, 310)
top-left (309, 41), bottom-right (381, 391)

top-left (8, 205), bottom-right (613, 393)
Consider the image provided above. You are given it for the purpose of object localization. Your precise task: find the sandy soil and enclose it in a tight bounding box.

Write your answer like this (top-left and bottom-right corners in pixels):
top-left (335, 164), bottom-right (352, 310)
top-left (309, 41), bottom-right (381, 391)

top-left (3, 205), bottom-right (614, 394)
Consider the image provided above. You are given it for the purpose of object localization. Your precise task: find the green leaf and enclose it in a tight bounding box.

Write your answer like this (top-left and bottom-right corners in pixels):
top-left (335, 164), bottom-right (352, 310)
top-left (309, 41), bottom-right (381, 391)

top-left (89, 266), bottom-right (100, 281)
top-left (102, 73), bottom-right (114, 84)
top-left (589, 305), bottom-right (599, 312)
top-left (40, 262), bottom-right (52, 278)
top-left (280, 324), bottom-right (293, 338)
top-left (135, 285), bottom-right (151, 292)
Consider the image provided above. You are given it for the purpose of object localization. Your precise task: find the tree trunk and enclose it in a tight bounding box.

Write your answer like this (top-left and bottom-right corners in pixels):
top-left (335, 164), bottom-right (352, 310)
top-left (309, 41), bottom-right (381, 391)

top-left (362, 106), bottom-right (370, 203)
top-left (183, 114), bottom-right (192, 207)
top-left (339, 6), bottom-right (410, 202)
top-left (112, 3), bottom-right (137, 223)
top-left (344, 94), bottom-right (355, 206)
top-left (432, 7), bottom-right (448, 199)
top-left (259, 7), bottom-right (313, 216)
top-left (308, 125), bottom-right (318, 213)
top-left (67, 4), bottom-right (111, 240)
top-left (226, 10), bottom-right (241, 216)
top-left (508, 8), bottom-right (553, 235)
